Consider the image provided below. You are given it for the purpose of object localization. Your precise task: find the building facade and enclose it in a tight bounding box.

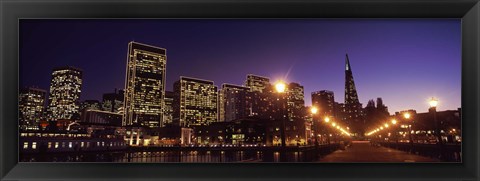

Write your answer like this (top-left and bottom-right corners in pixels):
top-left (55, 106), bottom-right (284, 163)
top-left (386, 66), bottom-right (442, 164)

top-left (286, 82), bottom-right (305, 121)
top-left (173, 76), bottom-right (218, 127)
top-left (245, 74), bottom-right (270, 93)
top-left (123, 42), bottom-right (167, 128)
top-left (163, 91), bottom-right (175, 126)
top-left (311, 90), bottom-right (335, 118)
top-left (47, 67), bottom-right (83, 121)
top-left (19, 87), bottom-right (47, 131)
top-left (218, 83), bottom-right (250, 122)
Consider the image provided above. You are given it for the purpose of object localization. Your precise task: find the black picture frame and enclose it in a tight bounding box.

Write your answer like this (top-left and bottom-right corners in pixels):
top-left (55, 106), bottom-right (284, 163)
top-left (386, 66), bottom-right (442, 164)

top-left (1, 0), bottom-right (479, 180)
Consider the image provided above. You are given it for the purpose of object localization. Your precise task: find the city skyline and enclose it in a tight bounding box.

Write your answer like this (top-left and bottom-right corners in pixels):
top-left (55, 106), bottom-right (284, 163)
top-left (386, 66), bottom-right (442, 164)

top-left (20, 19), bottom-right (461, 113)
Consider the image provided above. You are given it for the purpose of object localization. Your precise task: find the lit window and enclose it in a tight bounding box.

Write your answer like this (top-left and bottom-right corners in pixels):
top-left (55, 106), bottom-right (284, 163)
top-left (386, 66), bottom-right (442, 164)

top-left (32, 142), bottom-right (37, 149)
top-left (48, 142), bottom-right (52, 149)
top-left (69, 142), bottom-right (72, 148)
top-left (23, 142), bottom-right (29, 149)
top-left (55, 142), bottom-right (59, 148)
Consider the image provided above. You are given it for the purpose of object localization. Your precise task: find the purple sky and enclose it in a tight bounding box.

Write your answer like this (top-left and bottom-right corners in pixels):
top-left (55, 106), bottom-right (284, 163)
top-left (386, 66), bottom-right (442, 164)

top-left (20, 19), bottom-right (461, 113)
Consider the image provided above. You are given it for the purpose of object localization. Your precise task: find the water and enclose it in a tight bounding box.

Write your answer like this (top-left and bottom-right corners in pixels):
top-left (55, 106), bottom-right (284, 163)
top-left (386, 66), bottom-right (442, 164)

top-left (20, 150), bottom-right (309, 162)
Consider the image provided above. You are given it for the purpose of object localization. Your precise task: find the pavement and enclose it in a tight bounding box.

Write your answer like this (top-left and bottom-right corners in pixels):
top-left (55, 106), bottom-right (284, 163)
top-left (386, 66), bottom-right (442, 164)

top-left (318, 141), bottom-right (440, 162)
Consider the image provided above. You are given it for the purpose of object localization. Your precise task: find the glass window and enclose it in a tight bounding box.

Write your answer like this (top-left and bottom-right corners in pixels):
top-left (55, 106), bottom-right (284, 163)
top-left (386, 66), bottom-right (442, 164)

top-left (32, 142), bottom-right (37, 149)
top-left (23, 142), bottom-right (29, 149)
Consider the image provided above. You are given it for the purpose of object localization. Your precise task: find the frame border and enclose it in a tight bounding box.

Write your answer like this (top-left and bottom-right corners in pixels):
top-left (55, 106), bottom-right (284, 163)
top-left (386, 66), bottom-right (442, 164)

top-left (1, 0), bottom-right (479, 180)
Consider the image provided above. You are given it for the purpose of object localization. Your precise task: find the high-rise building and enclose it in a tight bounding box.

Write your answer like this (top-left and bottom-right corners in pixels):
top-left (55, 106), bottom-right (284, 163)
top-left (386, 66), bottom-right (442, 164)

top-left (163, 91), bottom-right (175, 126)
top-left (19, 87), bottom-right (47, 130)
top-left (123, 41), bottom-right (167, 128)
top-left (245, 74), bottom-right (270, 93)
top-left (102, 89), bottom-right (124, 113)
top-left (244, 74), bottom-right (273, 118)
top-left (311, 90), bottom-right (335, 117)
top-left (344, 54), bottom-right (364, 134)
top-left (47, 66), bottom-right (83, 121)
top-left (173, 76), bottom-right (218, 127)
top-left (286, 82), bottom-right (305, 121)
top-left (219, 84), bottom-right (250, 122)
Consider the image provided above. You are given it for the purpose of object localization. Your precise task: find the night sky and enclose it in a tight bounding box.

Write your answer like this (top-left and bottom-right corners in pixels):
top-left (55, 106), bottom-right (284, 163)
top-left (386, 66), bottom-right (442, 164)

top-left (20, 19), bottom-right (461, 113)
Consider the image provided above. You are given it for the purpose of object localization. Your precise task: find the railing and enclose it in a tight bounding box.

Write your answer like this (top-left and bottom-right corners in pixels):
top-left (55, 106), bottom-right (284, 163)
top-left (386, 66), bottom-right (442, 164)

top-left (378, 142), bottom-right (461, 162)
top-left (20, 143), bottom-right (341, 162)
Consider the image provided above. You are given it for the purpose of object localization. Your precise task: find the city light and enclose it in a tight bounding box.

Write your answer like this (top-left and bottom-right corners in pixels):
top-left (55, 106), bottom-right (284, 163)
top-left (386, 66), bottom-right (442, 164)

top-left (429, 97), bottom-right (438, 108)
top-left (403, 112), bottom-right (411, 119)
top-left (274, 81), bottom-right (286, 93)
top-left (324, 117), bottom-right (330, 123)
top-left (391, 119), bottom-right (397, 125)
top-left (310, 107), bottom-right (318, 115)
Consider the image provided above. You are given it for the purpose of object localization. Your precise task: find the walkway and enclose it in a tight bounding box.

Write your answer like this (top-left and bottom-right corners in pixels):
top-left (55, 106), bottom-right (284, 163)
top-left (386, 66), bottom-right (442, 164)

top-left (318, 141), bottom-right (440, 162)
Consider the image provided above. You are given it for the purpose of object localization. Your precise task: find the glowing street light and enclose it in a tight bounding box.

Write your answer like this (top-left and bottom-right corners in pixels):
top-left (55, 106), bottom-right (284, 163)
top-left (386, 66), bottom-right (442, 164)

top-left (384, 123), bottom-right (389, 128)
top-left (310, 106), bottom-right (318, 115)
top-left (274, 81), bottom-right (286, 93)
top-left (429, 97), bottom-right (438, 108)
top-left (391, 119), bottom-right (397, 125)
top-left (403, 112), bottom-right (411, 119)
top-left (332, 122), bottom-right (336, 127)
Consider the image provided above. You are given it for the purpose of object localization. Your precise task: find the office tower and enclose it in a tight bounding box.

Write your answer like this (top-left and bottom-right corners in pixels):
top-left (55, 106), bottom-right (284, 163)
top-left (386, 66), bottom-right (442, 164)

top-left (286, 82), bottom-right (305, 121)
top-left (344, 54), bottom-right (364, 134)
top-left (163, 91), bottom-right (174, 126)
top-left (244, 74), bottom-right (273, 118)
top-left (245, 74), bottom-right (270, 93)
top-left (311, 90), bottom-right (335, 117)
top-left (123, 41), bottom-right (167, 128)
top-left (219, 84), bottom-right (250, 122)
top-left (102, 89), bottom-right (124, 113)
top-left (19, 87), bottom-right (47, 130)
top-left (173, 76), bottom-right (218, 127)
top-left (47, 66), bottom-right (83, 121)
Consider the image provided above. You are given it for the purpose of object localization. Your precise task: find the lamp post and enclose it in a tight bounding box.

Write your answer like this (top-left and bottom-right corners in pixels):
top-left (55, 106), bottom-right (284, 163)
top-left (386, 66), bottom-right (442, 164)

top-left (429, 97), bottom-right (443, 159)
top-left (274, 81), bottom-right (287, 161)
top-left (403, 112), bottom-right (414, 152)
top-left (324, 117), bottom-right (331, 145)
top-left (310, 107), bottom-right (319, 159)
top-left (391, 119), bottom-right (399, 145)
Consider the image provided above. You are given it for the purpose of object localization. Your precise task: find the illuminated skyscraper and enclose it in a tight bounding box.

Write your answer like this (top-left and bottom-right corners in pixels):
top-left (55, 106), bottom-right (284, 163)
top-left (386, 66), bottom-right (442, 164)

top-left (286, 82), bottom-right (305, 121)
top-left (219, 83), bottom-right (250, 122)
top-left (163, 91), bottom-right (174, 126)
top-left (19, 87), bottom-right (47, 130)
top-left (123, 42), bottom-right (166, 128)
top-left (244, 74), bottom-right (272, 118)
top-left (311, 90), bottom-right (334, 117)
top-left (173, 77), bottom-right (218, 127)
top-left (245, 74), bottom-right (270, 93)
top-left (47, 67), bottom-right (83, 121)
top-left (344, 54), bottom-right (364, 134)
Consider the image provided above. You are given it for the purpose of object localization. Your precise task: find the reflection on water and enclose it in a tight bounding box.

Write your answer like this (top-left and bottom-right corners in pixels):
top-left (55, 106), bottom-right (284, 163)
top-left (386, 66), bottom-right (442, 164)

top-left (20, 150), bottom-right (308, 162)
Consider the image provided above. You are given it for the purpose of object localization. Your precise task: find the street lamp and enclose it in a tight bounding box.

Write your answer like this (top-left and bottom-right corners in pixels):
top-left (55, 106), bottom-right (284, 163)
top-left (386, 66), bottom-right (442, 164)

top-left (391, 119), bottom-right (399, 144)
top-left (429, 97), bottom-right (443, 159)
top-left (310, 106), bottom-right (319, 152)
top-left (403, 112), bottom-right (414, 152)
top-left (274, 81), bottom-right (287, 161)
